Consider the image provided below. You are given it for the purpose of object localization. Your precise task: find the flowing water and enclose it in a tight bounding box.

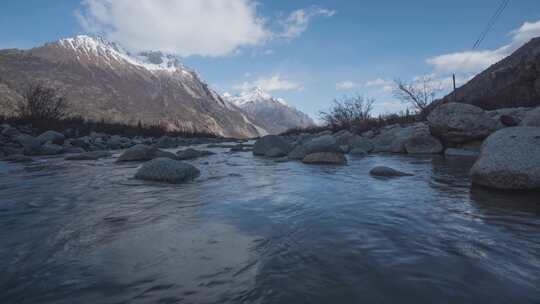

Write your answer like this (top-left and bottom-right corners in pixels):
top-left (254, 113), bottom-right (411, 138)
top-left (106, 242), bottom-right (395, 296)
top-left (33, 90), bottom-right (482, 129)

top-left (1, 144), bottom-right (539, 304)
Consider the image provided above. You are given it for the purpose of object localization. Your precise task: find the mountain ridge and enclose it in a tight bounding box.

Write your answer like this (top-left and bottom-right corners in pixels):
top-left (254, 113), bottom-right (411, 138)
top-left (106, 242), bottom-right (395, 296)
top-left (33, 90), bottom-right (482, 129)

top-left (0, 35), bottom-right (265, 138)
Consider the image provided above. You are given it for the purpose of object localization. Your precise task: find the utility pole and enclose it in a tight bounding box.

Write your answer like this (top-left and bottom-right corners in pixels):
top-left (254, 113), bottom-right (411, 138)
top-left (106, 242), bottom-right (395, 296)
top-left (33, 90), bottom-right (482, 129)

top-left (452, 73), bottom-right (457, 103)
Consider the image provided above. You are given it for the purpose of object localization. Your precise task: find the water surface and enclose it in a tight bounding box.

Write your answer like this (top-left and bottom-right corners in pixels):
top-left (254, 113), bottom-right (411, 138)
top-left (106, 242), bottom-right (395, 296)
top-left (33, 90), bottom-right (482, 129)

top-left (1, 145), bottom-right (539, 303)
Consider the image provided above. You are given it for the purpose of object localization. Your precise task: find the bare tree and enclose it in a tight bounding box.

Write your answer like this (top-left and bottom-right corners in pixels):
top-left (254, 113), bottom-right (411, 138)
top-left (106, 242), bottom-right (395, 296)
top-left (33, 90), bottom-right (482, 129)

top-left (17, 83), bottom-right (69, 121)
top-left (393, 76), bottom-right (443, 119)
top-left (319, 94), bottom-right (375, 129)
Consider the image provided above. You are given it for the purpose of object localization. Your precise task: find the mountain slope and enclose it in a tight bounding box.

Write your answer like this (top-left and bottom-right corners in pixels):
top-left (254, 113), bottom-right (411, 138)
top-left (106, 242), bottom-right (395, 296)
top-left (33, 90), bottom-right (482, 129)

top-left (0, 36), bottom-right (264, 138)
top-left (224, 87), bottom-right (315, 134)
top-left (439, 37), bottom-right (540, 109)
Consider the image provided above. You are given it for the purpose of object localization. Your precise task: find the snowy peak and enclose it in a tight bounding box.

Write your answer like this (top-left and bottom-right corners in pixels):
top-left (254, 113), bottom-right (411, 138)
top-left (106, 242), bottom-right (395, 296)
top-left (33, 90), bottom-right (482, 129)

top-left (225, 87), bottom-right (288, 107)
top-left (223, 87), bottom-right (314, 134)
top-left (49, 35), bottom-right (193, 75)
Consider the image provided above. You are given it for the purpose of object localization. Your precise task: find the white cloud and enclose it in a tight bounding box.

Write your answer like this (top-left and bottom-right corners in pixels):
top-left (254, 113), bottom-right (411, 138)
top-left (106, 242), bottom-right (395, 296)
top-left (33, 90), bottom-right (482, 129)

top-left (279, 7), bottom-right (336, 39)
top-left (336, 81), bottom-right (359, 90)
top-left (234, 74), bottom-right (302, 92)
top-left (77, 0), bottom-right (269, 57)
top-left (427, 20), bottom-right (540, 75)
top-left (365, 78), bottom-right (394, 92)
top-left (77, 0), bottom-right (335, 57)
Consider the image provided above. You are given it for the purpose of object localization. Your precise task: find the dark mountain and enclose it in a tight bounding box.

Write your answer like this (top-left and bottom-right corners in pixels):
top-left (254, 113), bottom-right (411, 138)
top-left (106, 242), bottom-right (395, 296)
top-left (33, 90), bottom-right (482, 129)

top-left (439, 37), bottom-right (540, 109)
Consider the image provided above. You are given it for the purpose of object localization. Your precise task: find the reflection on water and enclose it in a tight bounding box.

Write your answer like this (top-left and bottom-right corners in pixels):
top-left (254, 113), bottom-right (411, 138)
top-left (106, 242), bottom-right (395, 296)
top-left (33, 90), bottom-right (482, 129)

top-left (0, 147), bottom-right (539, 303)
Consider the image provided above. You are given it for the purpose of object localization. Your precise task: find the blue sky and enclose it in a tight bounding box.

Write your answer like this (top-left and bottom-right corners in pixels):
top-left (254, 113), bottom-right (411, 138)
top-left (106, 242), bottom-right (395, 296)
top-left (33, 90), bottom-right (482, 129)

top-left (1, 0), bottom-right (540, 118)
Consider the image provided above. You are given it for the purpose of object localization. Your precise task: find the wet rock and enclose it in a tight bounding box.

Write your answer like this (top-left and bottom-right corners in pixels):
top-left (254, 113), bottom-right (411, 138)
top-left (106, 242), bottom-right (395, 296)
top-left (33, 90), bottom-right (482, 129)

top-left (265, 147), bottom-right (288, 158)
top-left (347, 135), bottom-right (374, 152)
top-left (287, 145), bottom-right (307, 160)
top-left (14, 134), bottom-right (41, 152)
top-left (404, 134), bottom-right (443, 154)
top-left (36, 130), bottom-right (65, 145)
top-left (520, 107), bottom-right (540, 127)
top-left (302, 152), bottom-right (347, 165)
top-left (370, 166), bottom-right (414, 177)
top-left (428, 103), bottom-right (498, 143)
top-left (135, 158), bottom-right (200, 184)
top-left (117, 144), bottom-right (176, 162)
top-left (470, 127), bottom-right (540, 190)
top-left (65, 151), bottom-right (112, 161)
top-left (2, 154), bottom-right (33, 163)
top-left (253, 135), bottom-right (291, 156)
top-left (444, 148), bottom-right (480, 158)
top-left (176, 148), bottom-right (215, 160)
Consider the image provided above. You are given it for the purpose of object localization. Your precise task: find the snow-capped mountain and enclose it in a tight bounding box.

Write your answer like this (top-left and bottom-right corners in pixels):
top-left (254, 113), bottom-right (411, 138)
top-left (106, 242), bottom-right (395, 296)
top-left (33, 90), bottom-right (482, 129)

top-left (224, 87), bottom-right (315, 134)
top-left (0, 35), bottom-right (264, 138)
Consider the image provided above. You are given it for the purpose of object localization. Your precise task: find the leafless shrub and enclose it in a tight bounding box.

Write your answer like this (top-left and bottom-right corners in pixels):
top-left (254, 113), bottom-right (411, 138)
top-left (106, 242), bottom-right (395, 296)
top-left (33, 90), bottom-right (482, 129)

top-left (319, 94), bottom-right (375, 129)
top-left (17, 83), bottom-right (69, 121)
top-left (393, 76), bottom-right (443, 119)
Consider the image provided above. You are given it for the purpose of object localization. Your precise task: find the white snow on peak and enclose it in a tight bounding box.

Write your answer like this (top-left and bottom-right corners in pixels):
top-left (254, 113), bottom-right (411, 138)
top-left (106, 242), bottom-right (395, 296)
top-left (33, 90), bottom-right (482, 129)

top-left (224, 86), bottom-right (289, 107)
top-left (56, 35), bottom-right (194, 76)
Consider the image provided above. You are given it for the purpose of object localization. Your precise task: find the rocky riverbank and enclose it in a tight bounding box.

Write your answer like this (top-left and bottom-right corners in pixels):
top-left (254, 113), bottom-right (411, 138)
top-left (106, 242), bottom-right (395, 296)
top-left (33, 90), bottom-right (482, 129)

top-left (2, 102), bottom-right (539, 191)
top-left (253, 103), bottom-right (540, 191)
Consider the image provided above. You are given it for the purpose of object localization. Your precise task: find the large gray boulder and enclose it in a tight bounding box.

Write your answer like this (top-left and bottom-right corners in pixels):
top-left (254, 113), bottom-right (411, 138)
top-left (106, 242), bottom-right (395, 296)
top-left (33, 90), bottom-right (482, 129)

top-left (135, 158), bottom-right (200, 184)
top-left (117, 144), bottom-right (176, 162)
top-left (253, 135), bottom-right (291, 156)
top-left (470, 127), bottom-right (540, 190)
top-left (287, 145), bottom-right (308, 160)
top-left (372, 124), bottom-right (427, 153)
top-left (265, 147), bottom-right (288, 158)
top-left (487, 107), bottom-right (531, 128)
top-left (37, 144), bottom-right (64, 156)
top-left (302, 152), bottom-right (347, 165)
top-left (303, 135), bottom-right (341, 154)
top-left (36, 130), bottom-right (65, 145)
top-left (347, 135), bottom-right (374, 153)
top-left (404, 134), bottom-right (443, 154)
top-left (520, 107), bottom-right (540, 127)
top-left (428, 103), bottom-right (498, 143)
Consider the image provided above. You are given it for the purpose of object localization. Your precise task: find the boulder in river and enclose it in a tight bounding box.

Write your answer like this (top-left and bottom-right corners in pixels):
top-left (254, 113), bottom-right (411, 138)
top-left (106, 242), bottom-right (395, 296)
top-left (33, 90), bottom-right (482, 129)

top-left (288, 145), bottom-right (308, 160)
top-left (135, 158), bottom-right (201, 184)
top-left (349, 148), bottom-right (368, 157)
top-left (303, 135), bottom-right (342, 154)
top-left (372, 124), bottom-right (423, 153)
top-left (470, 127), bottom-right (540, 190)
top-left (176, 148), bottom-right (215, 160)
top-left (520, 107), bottom-right (540, 127)
top-left (370, 166), bottom-right (414, 177)
top-left (253, 135), bottom-right (291, 156)
top-left (302, 152), bottom-right (347, 165)
top-left (117, 144), bottom-right (176, 162)
top-left (265, 147), bottom-right (288, 158)
top-left (428, 103), bottom-right (498, 144)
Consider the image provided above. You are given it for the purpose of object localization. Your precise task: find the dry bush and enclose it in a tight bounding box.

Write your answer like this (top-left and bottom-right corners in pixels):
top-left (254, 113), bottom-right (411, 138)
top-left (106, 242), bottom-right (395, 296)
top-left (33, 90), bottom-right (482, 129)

top-left (17, 83), bottom-right (69, 121)
top-left (319, 94), bottom-right (375, 130)
top-left (394, 76), bottom-right (443, 119)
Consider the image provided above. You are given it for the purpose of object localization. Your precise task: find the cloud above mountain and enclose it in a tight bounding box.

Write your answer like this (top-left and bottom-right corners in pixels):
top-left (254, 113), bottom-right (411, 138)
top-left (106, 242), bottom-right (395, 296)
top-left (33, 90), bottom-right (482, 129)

top-left (427, 20), bottom-right (540, 74)
top-left (234, 75), bottom-right (303, 92)
top-left (76, 0), bottom-right (334, 57)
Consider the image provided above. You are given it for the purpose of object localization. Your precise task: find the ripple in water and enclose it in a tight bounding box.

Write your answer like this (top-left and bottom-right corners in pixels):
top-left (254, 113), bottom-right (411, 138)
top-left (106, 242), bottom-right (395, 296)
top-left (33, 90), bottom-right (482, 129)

top-left (0, 147), bottom-right (539, 304)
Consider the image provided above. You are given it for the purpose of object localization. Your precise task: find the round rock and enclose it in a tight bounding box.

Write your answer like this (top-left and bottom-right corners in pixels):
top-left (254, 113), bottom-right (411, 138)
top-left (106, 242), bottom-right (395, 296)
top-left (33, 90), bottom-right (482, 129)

top-left (135, 158), bottom-right (201, 184)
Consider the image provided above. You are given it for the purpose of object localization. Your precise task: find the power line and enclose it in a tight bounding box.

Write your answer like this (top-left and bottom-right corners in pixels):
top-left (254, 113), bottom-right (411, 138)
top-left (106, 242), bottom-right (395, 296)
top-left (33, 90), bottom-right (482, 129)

top-left (472, 0), bottom-right (510, 50)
